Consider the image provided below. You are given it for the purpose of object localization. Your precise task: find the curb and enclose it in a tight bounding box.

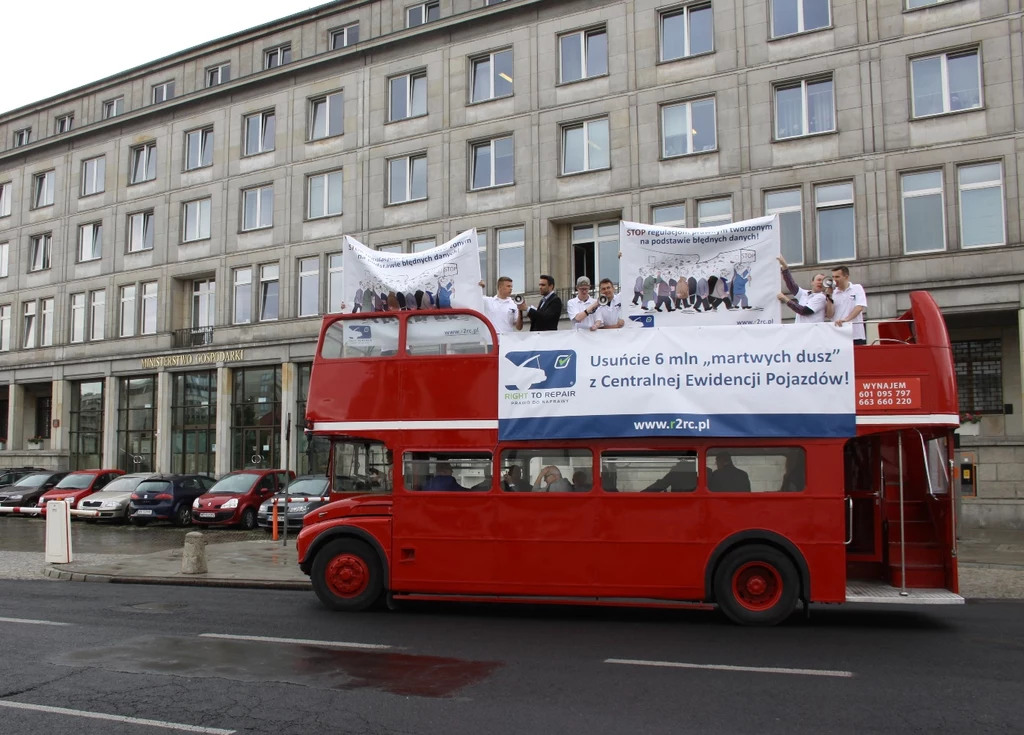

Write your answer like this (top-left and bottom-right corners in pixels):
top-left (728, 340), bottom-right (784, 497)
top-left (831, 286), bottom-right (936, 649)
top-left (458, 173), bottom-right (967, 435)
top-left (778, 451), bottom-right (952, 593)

top-left (42, 565), bottom-right (311, 591)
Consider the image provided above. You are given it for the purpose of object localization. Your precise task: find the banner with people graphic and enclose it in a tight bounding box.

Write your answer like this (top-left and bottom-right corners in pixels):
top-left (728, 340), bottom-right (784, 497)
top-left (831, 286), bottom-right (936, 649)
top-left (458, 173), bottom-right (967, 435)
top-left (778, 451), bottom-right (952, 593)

top-left (342, 230), bottom-right (483, 314)
top-left (619, 216), bottom-right (781, 327)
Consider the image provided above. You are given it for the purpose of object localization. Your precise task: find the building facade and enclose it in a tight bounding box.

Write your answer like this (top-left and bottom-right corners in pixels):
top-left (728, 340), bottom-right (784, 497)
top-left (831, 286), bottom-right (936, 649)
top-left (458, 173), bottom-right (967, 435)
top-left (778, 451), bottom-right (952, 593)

top-left (0, 0), bottom-right (1022, 525)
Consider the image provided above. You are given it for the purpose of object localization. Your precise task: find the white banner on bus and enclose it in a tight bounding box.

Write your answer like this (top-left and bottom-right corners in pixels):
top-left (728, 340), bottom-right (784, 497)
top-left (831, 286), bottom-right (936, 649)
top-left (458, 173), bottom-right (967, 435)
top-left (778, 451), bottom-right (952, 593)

top-left (619, 216), bottom-right (781, 327)
top-left (342, 230), bottom-right (483, 314)
top-left (498, 323), bottom-right (855, 440)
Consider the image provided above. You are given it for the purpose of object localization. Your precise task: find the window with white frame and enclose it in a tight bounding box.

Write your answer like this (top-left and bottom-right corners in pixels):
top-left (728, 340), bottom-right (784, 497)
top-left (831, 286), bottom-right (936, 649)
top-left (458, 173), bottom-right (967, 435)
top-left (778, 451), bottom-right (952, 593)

top-left (310, 92), bottom-right (344, 140)
top-left (765, 189), bottom-right (804, 265)
top-left (652, 203), bottom-right (686, 227)
top-left (192, 279), bottom-right (215, 329)
top-left (128, 211), bottom-right (154, 252)
top-left (377, 244), bottom-right (403, 253)
top-left (55, 114), bottom-right (74, 134)
top-left (662, 98), bottom-right (716, 157)
top-left (185, 128), bottom-right (213, 170)
top-left (81, 156), bottom-right (105, 196)
top-left (571, 222), bottom-right (619, 287)
top-left (183, 198), bottom-right (212, 242)
top-left (328, 254), bottom-right (344, 313)
top-left (152, 81), bottom-right (175, 104)
top-left (562, 118), bottom-right (610, 174)
top-left (775, 78), bottom-right (834, 139)
top-left (41, 298), bottom-right (53, 347)
top-left (260, 264), bottom-right (280, 321)
top-left (906, 0), bottom-right (953, 8)
top-left (0, 241), bottom-right (7, 278)
top-left (298, 258), bottom-right (320, 317)
top-left (698, 198), bottom-right (732, 227)
top-left (331, 23), bottom-right (360, 49)
top-left (559, 28), bottom-right (607, 83)
top-left (389, 72), bottom-right (427, 121)
top-left (264, 44), bottom-right (291, 69)
top-left (103, 97), bottom-right (124, 119)
top-left (141, 282), bottom-right (158, 335)
top-left (130, 142), bottom-right (157, 184)
top-left (70, 294), bottom-right (85, 343)
top-left (0, 182), bottom-right (10, 217)
top-left (497, 227), bottom-right (526, 293)
top-left (206, 63), bottom-right (230, 87)
top-left (30, 234), bottom-right (51, 271)
top-left (815, 182), bottom-right (855, 262)
top-left (911, 50), bottom-right (981, 118)
top-left (478, 230), bottom-right (489, 283)
top-left (471, 136), bottom-right (514, 189)
top-left (471, 49), bottom-right (513, 103)
top-left (901, 171), bottom-right (945, 254)
top-left (233, 268), bottom-right (252, 324)
top-left (661, 4), bottom-right (713, 62)
top-left (13, 128), bottom-right (30, 148)
top-left (0, 305), bottom-right (11, 351)
top-left (120, 285), bottom-right (136, 337)
top-left (33, 171), bottom-right (55, 208)
top-left (244, 111), bottom-right (276, 155)
top-left (90, 290), bottom-right (106, 340)
top-left (78, 222), bottom-right (102, 262)
top-left (23, 302), bottom-right (36, 349)
top-left (958, 162), bottom-right (1005, 248)
top-left (242, 185), bottom-right (274, 231)
top-left (771, 0), bottom-right (830, 38)
top-left (411, 238), bottom-right (436, 252)
top-left (407, 1), bottom-right (439, 27)
top-left (308, 171), bottom-right (343, 219)
top-left (388, 155), bottom-right (428, 204)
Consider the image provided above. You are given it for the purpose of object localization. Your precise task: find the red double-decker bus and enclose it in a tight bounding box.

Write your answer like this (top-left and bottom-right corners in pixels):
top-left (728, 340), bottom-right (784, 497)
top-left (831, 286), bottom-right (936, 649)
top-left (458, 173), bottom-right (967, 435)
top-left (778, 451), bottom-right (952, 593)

top-left (296, 292), bottom-right (962, 625)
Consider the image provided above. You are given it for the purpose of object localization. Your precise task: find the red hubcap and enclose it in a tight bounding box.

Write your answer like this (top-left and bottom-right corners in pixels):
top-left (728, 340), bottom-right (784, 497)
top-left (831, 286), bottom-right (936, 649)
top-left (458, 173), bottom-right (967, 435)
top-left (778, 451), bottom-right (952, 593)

top-left (732, 562), bottom-right (783, 611)
top-left (325, 554), bottom-right (370, 598)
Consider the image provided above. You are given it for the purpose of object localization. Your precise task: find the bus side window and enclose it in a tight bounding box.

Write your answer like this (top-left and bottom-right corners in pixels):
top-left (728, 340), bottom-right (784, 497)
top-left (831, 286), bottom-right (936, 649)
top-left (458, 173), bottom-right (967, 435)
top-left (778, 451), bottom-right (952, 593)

top-left (406, 314), bottom-right (494, 356)
top-left (402, 452), bottom-right (493, 492)
top-left (600, 452), bottom-right (698, 493)
top-left (707, 448), bottom-right (805, 493)
top-left (499, 448), bottom-right (593, 493)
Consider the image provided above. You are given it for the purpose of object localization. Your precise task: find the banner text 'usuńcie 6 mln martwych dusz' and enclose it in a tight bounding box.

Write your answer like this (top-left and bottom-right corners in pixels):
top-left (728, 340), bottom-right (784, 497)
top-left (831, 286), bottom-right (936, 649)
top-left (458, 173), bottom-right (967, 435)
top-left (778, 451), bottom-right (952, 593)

top-left (498, 323), bottom-right (856, 440)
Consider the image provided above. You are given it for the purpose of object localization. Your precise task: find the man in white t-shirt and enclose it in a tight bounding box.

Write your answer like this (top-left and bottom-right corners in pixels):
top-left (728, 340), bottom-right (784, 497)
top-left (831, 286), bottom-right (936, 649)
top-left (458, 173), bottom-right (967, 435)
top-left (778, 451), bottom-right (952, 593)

top-left (828, 265), bottom-right (868, 345)
top-left (479, 276), bottom-right (523, 334)
top-left (776, 256), bottom-right (829, 324)
top-left (566, 276), bottom-right (599, 330)
top-left (591, 278), bottom-right (624, 331)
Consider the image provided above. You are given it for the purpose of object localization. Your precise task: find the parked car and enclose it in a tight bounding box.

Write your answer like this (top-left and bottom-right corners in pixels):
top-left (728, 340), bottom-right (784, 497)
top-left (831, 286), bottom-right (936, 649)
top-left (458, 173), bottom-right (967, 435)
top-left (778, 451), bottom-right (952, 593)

top-left (0, 471), bottom-right (69, 508)
top-left (0, 467), bottom-right (48, 489)
top-left (78, 473), bottom-right (153, 522)
top-left (37, 469), bottom-right (125, 511)
top-left (129, 474), bottom-right (217, 527)
top-left (192, 469), bottom-right (295, 530)
top-left (257, 475), bottom-right (330, 530)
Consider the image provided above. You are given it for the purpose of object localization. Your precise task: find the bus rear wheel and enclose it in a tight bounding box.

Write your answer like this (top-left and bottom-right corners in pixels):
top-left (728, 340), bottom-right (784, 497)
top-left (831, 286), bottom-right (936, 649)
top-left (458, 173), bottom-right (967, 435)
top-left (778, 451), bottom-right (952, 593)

top-left (311, 539), bottom-right (384, 612)
top-left (714, 544), bottom-right (799, 627)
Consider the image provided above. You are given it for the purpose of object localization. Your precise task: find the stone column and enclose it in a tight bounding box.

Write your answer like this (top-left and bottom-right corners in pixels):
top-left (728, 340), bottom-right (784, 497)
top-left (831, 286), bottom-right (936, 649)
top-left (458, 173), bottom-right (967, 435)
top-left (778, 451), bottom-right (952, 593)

top-left (50, 379), bottom-right (72, 453)
top-left (7, 384), bottom-right (25, 450)
top-left (215, 366), bottom-right (233, 477)
top-left (102, 376), bottom-right (119, 469)
top-left (156, 370), bottom-right (172, 473)
top-left (280, 361), bottom-right (298, 472)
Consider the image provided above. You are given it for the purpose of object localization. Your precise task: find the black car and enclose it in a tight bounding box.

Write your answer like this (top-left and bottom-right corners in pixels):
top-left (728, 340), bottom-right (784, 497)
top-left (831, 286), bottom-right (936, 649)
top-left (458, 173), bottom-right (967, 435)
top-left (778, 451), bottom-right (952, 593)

top-left (257, 475), bottom-right (330, 530)
top-left (0, 471), bottom-right (70, 508)
top-left (128, 474), bottom-right (217, 527)
top-left (0, 467), bottom-right (47, 489)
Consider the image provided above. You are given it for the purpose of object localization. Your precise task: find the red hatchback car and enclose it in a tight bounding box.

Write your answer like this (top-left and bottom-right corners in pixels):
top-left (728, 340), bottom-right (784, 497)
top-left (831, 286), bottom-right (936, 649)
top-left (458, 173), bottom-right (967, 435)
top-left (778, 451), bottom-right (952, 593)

top-left (191, 469), bottom-right (294, 530)
top-left (37, 469), bottom-right (125, 512)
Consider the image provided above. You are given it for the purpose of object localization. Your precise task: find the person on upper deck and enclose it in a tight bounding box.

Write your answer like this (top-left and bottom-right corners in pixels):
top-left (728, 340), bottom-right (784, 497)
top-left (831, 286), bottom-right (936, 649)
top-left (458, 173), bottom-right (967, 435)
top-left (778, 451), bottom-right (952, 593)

top-left (479, 276), bottom-right (523, 334)
top-left (828, 265), bottom-right (869, 346)
top-left (519, 274), bottom-right (562, 332)
top-left (591, 278), bottom-right (624, 331)
top-left (567, 277), bottom-right (599, 330)
top-left (776, 255), bottom-right (831, 324)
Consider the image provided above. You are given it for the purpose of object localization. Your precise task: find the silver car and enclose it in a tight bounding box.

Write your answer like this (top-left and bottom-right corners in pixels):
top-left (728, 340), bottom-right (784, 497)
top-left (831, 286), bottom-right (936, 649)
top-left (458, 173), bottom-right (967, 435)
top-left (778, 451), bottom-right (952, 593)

top-left (257, 476), bottom-right (330, 530)
top-left (77, 473), bottom-right (153, 522)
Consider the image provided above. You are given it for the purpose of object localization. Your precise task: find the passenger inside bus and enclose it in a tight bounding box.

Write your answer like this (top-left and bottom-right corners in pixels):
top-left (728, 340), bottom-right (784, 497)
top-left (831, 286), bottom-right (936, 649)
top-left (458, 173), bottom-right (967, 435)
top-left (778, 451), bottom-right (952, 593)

top-left (707, 452), bottom-right (752, 492)
top-left (643, 457), bottom-right (699, 493)
top-left (403, 453), bottom-right (492, 491)
top-left (779, 451), bottom-right (806, 492)
top-left (572, 470), bottom-right (592, 492)
top-left (533, 466), bottom-right (574, 492)
top-left (501, 466), bottom-right (531, 492)
top-left (423, 462), bottom-right (466, 491)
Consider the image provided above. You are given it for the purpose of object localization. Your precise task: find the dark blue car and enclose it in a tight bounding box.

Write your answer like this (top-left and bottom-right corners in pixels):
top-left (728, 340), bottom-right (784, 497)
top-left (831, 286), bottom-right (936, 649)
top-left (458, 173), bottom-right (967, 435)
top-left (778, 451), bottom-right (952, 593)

top-left (128, 474), bottom-right (216, 527)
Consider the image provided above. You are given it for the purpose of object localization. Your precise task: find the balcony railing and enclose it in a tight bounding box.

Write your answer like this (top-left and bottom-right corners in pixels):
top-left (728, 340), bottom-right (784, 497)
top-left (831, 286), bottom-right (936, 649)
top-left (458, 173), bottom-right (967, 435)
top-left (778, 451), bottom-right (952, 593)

top-left (173, 327), bottom-right (214, 348)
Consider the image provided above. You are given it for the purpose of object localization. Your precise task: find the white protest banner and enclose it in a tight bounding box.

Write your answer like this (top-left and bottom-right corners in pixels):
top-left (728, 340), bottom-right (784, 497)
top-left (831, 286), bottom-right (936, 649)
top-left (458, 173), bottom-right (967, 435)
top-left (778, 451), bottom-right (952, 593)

top-left (619, 216), bottom-right (781, 327)
top-left (342, 230), bottom-right (483, 314)
top-left (498, 323), bottom-right (855, 440)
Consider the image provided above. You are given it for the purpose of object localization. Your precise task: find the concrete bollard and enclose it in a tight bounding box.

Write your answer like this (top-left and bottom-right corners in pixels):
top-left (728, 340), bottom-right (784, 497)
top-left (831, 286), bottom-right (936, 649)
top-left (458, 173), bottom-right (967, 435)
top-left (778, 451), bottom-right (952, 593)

top-left (181, 532), bottom-right (208, 575)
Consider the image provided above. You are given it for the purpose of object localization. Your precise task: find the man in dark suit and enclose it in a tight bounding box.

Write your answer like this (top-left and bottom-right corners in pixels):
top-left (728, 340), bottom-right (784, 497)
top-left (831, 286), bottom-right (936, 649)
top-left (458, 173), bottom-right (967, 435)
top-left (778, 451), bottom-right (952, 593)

top-left (520, 274), bottom-right (562, 331)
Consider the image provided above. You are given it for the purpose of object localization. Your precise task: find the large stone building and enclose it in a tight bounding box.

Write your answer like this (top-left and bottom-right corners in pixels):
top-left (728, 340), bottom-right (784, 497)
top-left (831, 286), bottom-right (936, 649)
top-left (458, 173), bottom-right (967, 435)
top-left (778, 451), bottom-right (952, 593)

top-left (0, 0), bottom-right (1021, 525)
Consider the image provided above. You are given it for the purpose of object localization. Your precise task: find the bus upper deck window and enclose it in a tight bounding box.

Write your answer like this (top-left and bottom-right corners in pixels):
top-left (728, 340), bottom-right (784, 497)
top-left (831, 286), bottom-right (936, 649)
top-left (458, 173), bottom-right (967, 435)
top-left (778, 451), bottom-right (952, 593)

top-left (406, 314), bottom-right (494, 356)
top-left (321, 317), bottom-right (399, 358)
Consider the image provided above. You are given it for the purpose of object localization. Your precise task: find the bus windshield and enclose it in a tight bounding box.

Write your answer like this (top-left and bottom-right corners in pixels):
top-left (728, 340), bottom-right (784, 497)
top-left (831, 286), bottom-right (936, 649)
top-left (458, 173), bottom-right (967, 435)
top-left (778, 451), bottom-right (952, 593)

top-left (332, 439), bottom-right (393, 493)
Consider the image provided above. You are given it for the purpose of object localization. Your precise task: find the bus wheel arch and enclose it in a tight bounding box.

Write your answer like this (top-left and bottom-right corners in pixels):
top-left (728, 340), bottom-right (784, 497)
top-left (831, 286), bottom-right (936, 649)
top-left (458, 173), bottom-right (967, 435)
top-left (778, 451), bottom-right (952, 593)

top-left (704, 531), bottom-right (810, 613)
top-left (308, 529), bottom-right (390, 611)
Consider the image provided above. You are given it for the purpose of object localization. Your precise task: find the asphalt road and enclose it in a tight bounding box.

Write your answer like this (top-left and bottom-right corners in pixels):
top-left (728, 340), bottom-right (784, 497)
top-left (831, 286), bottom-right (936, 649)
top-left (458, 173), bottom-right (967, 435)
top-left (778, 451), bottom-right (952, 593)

top-left (0, 581), bottom-right (1021, 735)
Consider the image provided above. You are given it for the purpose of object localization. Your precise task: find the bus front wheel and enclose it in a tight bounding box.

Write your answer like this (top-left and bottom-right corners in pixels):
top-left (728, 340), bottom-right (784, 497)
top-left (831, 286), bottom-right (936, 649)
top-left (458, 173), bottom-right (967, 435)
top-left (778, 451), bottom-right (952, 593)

top-left (311, 538), bottom-right (384, 612)
top-left (714, 544), bottom-right (799, 627)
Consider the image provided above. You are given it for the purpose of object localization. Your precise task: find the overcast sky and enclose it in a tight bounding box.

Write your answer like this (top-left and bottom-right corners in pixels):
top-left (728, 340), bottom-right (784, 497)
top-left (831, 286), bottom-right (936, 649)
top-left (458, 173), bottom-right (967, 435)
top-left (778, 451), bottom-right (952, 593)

top-left (2, 0), bottom-right (321, 115)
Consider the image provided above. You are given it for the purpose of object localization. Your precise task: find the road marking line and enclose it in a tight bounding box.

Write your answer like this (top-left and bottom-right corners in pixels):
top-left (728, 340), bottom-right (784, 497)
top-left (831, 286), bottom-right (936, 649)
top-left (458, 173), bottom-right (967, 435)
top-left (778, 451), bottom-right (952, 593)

top-left (199, 633), bottom-right (391, 650)
top-left (605, 658), bottom-right (854, 678)
top-left (0, 701), bottom-right (235, 734)
top-left (0, 616), bottom-right (72, 627)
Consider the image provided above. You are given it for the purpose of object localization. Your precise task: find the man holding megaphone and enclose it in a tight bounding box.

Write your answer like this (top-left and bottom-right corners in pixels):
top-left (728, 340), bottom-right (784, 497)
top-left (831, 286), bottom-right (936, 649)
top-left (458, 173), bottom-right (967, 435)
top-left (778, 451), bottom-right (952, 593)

top-left (591, 278), bottom-right (625, 331)
top-left (775, 255), bottom-right (831, 324)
